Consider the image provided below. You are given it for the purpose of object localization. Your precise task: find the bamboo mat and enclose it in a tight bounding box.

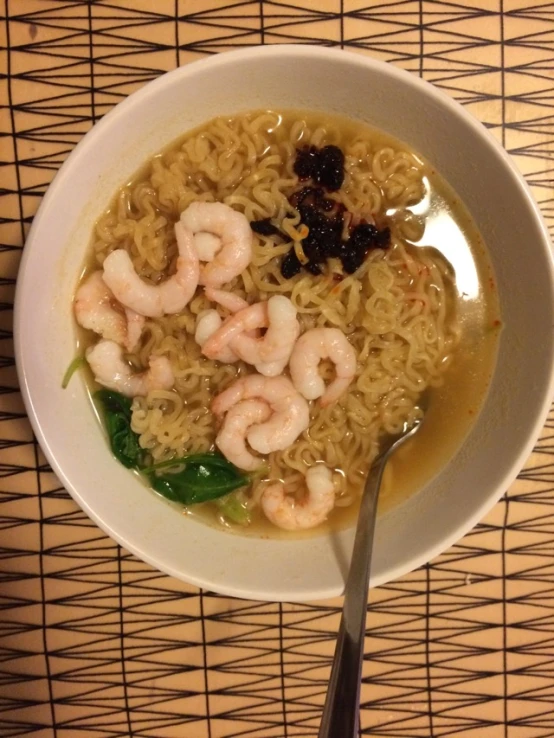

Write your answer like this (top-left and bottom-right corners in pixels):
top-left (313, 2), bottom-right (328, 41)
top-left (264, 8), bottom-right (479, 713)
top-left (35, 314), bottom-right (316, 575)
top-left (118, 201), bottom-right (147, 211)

top-left (2, 2), bottom-right (554, 736)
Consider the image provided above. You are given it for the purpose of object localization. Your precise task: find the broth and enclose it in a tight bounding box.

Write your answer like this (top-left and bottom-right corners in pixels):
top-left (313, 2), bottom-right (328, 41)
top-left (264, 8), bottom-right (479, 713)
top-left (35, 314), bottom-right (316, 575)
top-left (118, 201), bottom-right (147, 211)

top-left (187, 164), bottom-right (500, 538)
top-left (78, 109), bottom-right (500, 538)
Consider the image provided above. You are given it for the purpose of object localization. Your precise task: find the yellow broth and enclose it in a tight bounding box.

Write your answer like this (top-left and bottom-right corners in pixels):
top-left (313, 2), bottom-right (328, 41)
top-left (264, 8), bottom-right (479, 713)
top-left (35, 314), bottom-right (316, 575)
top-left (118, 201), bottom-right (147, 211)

top-left (78, 110), bottom-right (500, 538)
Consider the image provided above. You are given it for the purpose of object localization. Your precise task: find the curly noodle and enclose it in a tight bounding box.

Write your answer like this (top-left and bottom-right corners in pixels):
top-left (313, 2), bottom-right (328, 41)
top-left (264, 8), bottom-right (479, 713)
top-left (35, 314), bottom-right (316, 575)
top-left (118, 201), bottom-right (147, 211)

top-left (90, 110), bottom-right (459, 526)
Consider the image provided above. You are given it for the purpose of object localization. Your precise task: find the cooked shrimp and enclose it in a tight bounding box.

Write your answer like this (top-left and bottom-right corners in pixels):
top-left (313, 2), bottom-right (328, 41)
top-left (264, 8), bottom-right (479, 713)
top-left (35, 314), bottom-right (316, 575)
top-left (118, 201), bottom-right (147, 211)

top-left (74, 271), bottom-right (145, 352)
top-left (194, 232), bottom-right (221, 261)
top-left (233, 297), bottom-right (300, 376)
top-left (126, 310), bottom-right (145, 353)
top-left (202, 296), bottom-right (300, 377)
top-left (216, 399), bottom-right (272, 471)
top-left (102, 221), bottom-right (199, 318)
top-left (180, 202), bottom-right (252, 288)
top-left (289, 327), bottom-right (357, 406)
top-left (204, 286), bottom-right (249, 313)
top-left (86, 340), bottom-right (174, 397)
top-left (196, 289), bottom-right (255, 364)
top-left (195, 310), bottom-right (222, 348)
top-left (195, 310), bottom-right (239, 363)
top-left (261, 465), bottom-right (335, 531)
top-left (212, 374), bottom-right (309, 454)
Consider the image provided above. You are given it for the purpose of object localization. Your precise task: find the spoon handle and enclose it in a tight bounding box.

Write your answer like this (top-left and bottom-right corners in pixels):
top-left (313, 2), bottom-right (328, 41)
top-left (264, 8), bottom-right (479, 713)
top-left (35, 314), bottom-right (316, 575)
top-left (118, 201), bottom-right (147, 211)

top-left (317, 456), bottom-right (386, 738)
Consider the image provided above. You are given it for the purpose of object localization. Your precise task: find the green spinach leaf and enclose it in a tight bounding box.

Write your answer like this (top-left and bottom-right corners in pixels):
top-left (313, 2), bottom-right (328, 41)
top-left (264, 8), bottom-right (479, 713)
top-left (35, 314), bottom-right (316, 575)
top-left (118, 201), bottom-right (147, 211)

top-left (145, 453), bottom-right (249, 505)
top-left (140, 453), bottom-right (238, 475)
top-left (94, 392), bottom-right (250, 505)
top-left (94, 389), bottom-right (143, 469)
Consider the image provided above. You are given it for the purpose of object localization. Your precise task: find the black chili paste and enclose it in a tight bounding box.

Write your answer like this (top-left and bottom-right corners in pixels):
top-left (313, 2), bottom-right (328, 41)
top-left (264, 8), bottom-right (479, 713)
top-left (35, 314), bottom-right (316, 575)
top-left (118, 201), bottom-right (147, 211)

top-left (250, 144), bottom-right (391, 279)
top-left (293, 145), bottom-right (346, 191)
top-left (250, 218), bottom-right (287, 240)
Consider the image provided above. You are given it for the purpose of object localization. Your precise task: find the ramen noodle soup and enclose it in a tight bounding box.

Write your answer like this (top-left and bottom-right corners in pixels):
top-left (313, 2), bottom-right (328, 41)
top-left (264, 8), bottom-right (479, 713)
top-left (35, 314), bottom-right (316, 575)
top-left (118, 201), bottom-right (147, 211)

top-left (73, 110), bottom-right (500, 537)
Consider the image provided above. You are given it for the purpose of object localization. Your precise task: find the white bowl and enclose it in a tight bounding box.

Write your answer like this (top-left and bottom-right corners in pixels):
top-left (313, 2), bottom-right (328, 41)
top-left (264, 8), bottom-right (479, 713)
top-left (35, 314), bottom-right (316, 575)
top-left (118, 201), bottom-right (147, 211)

top-left (15, 46), bottom-right (554, 602)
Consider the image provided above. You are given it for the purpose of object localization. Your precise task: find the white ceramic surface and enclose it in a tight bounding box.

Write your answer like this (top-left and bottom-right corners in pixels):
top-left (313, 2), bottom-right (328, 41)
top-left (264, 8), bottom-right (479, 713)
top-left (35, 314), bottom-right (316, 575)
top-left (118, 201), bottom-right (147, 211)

top-left (14, 46), bottom-right (554, 602)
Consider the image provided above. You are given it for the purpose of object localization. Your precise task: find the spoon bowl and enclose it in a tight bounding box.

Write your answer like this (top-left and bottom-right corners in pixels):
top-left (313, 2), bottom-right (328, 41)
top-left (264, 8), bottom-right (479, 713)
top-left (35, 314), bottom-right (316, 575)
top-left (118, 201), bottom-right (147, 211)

top-left (14, 45), bottom-right (554, 601)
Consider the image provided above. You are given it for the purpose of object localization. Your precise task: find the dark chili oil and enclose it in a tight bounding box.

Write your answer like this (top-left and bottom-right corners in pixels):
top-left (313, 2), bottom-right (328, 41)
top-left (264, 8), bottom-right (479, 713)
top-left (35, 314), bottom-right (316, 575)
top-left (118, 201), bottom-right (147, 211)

top-left (276, 202), bottom-right (390, 278)
top-left (250, 144), bottom-right (391, 278)
top-left (250, 219), bottom-right (286, 239)
top-left (340, 223), bottom-right (392, 274)
top-left (293, 145), bottom-right (345, 191)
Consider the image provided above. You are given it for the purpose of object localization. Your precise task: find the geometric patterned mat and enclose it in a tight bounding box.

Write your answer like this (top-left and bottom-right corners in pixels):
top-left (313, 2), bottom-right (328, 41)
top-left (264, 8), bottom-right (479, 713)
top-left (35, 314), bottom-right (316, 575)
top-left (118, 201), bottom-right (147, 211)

top-left (2, 1), bottom-right (554, 736)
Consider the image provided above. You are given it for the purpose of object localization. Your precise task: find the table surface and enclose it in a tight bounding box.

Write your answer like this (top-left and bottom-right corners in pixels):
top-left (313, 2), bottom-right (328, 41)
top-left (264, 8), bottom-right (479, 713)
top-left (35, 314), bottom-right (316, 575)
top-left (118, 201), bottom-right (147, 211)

top-left (2, 1), bottom-right (554, 736)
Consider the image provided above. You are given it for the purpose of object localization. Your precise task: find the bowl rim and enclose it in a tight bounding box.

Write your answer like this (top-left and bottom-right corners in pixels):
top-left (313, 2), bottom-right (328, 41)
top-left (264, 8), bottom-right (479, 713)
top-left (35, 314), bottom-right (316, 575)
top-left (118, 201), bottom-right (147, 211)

top-left (14, 44), bottom-right (554, 601)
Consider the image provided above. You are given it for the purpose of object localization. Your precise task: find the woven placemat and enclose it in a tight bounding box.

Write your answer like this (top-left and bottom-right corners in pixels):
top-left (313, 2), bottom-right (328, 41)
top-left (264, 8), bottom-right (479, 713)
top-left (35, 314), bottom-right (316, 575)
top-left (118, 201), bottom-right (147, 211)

top-left (2, 2), bottom-right (553, 736)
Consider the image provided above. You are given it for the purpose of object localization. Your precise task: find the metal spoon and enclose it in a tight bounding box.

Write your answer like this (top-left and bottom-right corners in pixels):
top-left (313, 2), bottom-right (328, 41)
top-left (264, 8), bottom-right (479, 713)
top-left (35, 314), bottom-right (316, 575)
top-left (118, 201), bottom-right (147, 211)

top-left (317, 419), bottom-right (423, 738)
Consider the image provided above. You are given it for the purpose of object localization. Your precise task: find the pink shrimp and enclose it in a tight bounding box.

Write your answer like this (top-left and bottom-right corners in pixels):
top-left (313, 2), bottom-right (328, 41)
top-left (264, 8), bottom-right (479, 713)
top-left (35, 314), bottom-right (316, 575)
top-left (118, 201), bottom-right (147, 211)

top-left (289, 327), bottom-right (357, 406)
top-left (74, 271), bottom-right (144, 352)
top-left (212, 374), bottom-right (309, 454)
top-left (102, 222), bottom-right (199, 318)
top-left (215, 399), bottom-right (272, 471)
top-left (202, 296), bottom-right (299, 376)
top-left (181, 202), bottom-right (252, 288)
top-left (86, 340), bottom-right (173, 397)
top-left (261, 466), bottom-right (335, 531)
